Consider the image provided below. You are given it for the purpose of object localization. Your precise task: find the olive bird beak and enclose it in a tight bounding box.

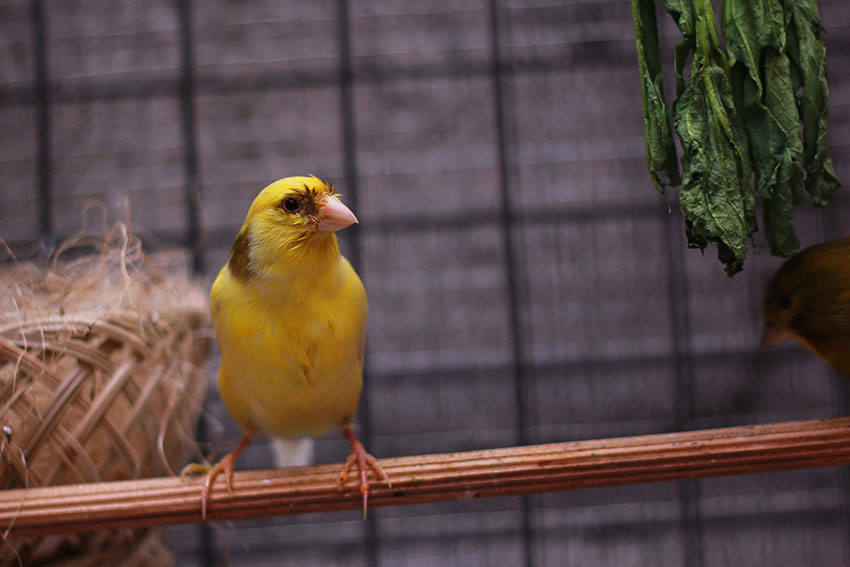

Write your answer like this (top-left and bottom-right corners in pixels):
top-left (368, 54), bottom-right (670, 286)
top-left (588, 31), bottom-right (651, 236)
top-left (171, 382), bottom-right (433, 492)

top-left (316, 196), bottom-right (358, 232)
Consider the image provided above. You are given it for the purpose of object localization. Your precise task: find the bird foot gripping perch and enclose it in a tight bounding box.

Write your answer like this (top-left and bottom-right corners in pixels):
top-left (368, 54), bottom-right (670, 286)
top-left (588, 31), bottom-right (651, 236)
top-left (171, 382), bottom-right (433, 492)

top-left (180, 433), bottom-right (253, 520)
top-left (181, 427), bottom-right (391, 521)
top-left (337, 425), bottom-right (392, 519)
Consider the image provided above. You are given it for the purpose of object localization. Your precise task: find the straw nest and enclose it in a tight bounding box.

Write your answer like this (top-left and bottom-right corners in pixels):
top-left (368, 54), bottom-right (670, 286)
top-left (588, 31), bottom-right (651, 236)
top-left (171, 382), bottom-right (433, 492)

top-left (0, 219), bottom-right (211, 566)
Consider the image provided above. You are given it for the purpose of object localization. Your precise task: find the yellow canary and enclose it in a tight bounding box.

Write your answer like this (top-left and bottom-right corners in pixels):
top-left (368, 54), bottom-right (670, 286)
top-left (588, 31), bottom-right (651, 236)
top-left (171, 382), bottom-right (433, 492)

top-left (761, 236), bottom-right (850, 378)
top-left (183, 175), bottom-right (388, 518)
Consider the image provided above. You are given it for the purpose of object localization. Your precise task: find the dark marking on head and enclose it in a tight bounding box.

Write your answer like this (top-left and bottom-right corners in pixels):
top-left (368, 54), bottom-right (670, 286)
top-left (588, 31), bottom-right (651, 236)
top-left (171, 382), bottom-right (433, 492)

top-left (228, 229), bottom-right (253, 281)
top-left (275, 185), bottom-right (325, 218)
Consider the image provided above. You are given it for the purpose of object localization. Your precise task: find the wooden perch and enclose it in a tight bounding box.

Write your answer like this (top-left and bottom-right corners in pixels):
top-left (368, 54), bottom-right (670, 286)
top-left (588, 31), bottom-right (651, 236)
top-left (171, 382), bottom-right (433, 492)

top-left (3, 417), bottom-right (850, 536)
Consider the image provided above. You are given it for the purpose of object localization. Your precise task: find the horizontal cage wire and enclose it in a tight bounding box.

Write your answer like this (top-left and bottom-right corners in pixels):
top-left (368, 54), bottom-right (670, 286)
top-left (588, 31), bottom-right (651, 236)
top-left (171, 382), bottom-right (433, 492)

top-left (2, 0), bottom-right (850, 566)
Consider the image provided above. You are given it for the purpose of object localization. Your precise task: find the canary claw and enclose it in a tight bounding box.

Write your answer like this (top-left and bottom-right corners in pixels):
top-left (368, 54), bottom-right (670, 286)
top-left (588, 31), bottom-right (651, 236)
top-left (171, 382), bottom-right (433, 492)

top-left (181, 434), bottom-right (253, 521)
top-left (338, 427), bottom-right (391, 519)
top-left (201, 455), bottom-right (237, 519)
top-left (180, 455), bottom-right (236, 520)
top-left (180, 462), bottom-right (211, 479)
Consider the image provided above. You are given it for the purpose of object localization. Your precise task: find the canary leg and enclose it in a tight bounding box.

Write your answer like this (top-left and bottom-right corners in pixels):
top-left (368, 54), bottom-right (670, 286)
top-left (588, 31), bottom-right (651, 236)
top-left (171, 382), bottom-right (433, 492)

top-left (180, 433), bottom-right (253, 520)
top-left (337, 426), bottom-right (391, 519)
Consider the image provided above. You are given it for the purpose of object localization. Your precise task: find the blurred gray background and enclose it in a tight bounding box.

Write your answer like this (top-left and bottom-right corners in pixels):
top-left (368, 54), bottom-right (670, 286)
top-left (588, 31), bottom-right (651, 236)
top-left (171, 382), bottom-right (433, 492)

top-left (2, 0), bottom-right (850, 565)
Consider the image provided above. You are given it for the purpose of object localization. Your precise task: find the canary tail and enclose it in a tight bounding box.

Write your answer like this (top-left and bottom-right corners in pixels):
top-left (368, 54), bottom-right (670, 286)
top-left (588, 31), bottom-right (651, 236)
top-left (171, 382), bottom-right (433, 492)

top-left (269, 437), bottom-right (315, 469)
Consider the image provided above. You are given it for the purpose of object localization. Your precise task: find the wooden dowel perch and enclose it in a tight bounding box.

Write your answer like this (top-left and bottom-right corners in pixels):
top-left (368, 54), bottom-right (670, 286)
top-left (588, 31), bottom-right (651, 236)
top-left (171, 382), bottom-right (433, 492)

top-left (3, 417), bottom-right (850, 536)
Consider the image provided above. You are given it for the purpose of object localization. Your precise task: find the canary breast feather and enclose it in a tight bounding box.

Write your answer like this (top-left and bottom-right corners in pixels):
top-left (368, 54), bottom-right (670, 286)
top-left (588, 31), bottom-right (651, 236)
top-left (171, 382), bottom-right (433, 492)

top-left (210, 259), bottom-right (367, 439)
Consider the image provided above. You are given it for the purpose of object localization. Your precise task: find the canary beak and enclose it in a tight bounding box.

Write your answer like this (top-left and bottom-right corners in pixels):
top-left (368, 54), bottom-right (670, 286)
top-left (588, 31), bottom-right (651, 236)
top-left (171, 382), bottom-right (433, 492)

top-left (761, 323), bottom-right (791, 348)
top-left (316, 196), bottom-right (358, 232)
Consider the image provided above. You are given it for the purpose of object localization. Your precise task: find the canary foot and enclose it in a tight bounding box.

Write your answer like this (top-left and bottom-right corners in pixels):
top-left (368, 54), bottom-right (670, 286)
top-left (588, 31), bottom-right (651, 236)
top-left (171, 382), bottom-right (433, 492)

top-left (337, 426), bottom-right (391, 519)
top-left (180, 434), bottom-right (252, 520)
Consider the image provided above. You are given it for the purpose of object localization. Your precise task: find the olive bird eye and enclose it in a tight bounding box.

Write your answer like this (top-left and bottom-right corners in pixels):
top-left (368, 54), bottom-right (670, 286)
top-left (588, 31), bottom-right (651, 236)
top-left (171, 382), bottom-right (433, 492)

top-left (282, 197), bottom-right (300, 212)
top-left (779, 295), bottom-right (792, 309)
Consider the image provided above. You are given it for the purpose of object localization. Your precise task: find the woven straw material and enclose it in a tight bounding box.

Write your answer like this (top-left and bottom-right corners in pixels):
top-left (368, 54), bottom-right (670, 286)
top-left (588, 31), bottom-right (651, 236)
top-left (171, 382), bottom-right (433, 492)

top-left (0, 223), bottom-right (210, 566)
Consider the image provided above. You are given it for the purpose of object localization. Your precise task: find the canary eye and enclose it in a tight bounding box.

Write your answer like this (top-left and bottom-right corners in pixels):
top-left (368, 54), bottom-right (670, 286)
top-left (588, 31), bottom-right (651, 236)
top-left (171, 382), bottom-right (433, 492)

top-left (779, 295), bottom-right (792, 309)
top-left (281, 197), bottom-right (301, 213)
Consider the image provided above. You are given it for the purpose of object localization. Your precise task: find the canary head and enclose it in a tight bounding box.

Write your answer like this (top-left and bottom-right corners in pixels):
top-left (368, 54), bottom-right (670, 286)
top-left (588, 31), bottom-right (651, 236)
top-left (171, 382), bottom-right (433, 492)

top-left (229, 176), bottom-right (358, 280)
top-left (245, 175), bottom-right (357, 237)
top-left (761, 236), bottom-right (850, 377)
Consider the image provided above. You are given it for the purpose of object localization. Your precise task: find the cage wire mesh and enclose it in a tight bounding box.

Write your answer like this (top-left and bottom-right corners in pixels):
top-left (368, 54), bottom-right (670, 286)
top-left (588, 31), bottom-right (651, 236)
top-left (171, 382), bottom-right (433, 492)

top-left (2, 0), bottom-right (850, 565)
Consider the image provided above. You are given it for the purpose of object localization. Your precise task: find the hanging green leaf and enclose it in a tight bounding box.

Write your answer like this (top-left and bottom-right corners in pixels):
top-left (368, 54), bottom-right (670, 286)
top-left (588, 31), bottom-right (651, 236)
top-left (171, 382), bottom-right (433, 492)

top-left (632, 0), bottom-right (681, 190)
top-left (630, 0), bottom-right (841, 275)
top-left (725, 0), bottom-right (804, 257)
top-left (786, 0), bottom-right (840, 206)
top-left (660, 0), bottom-right (695, 95)
top-left (673, 0), bottom-right (752, 275)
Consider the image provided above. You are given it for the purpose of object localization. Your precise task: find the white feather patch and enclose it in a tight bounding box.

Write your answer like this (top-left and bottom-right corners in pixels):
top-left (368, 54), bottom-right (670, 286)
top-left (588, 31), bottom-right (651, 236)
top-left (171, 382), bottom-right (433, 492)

top-left (269, 437), bottom-right (315, 468)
